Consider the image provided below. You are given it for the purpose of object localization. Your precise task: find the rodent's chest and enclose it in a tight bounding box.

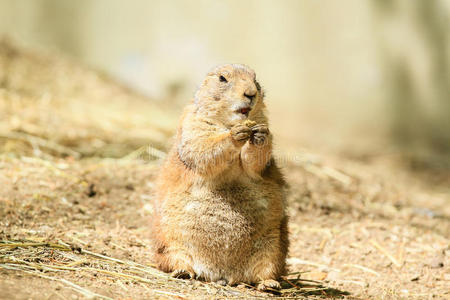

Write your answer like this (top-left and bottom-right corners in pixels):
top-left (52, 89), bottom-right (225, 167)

top-left (187, 180), bottom-right (270, 216)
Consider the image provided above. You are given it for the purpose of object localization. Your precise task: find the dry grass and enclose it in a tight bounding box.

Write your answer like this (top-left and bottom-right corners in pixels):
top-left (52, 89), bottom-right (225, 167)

top-left (0, 38), bottom-right (175, 158)
top-left (0, 39), bottom-right (449, 299)
top-left (0, 239), bottom-right (346, 299)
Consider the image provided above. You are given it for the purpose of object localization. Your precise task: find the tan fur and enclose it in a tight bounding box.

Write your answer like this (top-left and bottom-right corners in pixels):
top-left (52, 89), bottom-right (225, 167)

top-left (151, 64), bottom-right (288, 289)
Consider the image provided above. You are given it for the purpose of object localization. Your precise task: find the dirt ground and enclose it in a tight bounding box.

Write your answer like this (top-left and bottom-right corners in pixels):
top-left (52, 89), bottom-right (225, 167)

top-left (0, 40), bottom-right (449, 299)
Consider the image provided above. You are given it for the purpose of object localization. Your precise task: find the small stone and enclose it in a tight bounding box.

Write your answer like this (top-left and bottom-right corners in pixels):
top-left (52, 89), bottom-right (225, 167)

top-left (410, 275), bottom-right (420, 281)
top-left (326, 270), bottom-right (340, 281)
top-left (427, 255), bottom-right (444, 268)
top-left (86, 183), bottom-right (96, 197)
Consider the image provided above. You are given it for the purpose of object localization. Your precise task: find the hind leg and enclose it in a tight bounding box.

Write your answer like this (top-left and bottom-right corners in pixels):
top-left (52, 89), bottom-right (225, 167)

top-left (252, 254), bottom-right (284, 291)
top-left (159, 250), bottom-right (196, 279)
top-left (154, 241), bottom-right (196, 279)
top-left (249, 218), bottom-right (288, 291)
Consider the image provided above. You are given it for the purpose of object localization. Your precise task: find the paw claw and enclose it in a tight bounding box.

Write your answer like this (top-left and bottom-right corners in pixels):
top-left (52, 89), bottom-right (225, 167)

top-left (251, 124), bottom-right (269, 134)
top-left (171, 269), bottom-right (195, 279)
top-left (250, 124), bottom-right (269, 146)
top-left (231, 124), bottom-right (252, 142)
top-left (252, 133), bottom-right (267, 145)
top-left (215, 279), bottom-right (228, 286)
top-left (257, 279), bottom-right (281, 291)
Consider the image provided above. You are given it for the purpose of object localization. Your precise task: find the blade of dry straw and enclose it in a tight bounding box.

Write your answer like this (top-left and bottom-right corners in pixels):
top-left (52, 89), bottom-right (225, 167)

top-left (0, 132), bottom-right (81, 158)
top-left (369, 239), bottom-right (402, 267)
top-left (343, 263), bottom-right (380, 276)
top-left (0, 264), bottom-right (112, 300)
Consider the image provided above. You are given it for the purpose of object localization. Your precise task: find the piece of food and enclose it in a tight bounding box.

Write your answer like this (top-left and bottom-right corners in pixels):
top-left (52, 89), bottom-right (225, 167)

top-left (244, 119), bottom-right (257, 128)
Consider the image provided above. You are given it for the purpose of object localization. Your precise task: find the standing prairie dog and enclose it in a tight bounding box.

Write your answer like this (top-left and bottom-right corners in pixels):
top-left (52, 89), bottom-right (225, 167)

top-left (151, 64), bottom-right (288, 290)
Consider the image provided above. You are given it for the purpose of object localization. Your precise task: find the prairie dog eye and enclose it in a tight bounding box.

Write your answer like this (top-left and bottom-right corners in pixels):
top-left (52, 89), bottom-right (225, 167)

top-left (219, 75), bottom-right (228, 83)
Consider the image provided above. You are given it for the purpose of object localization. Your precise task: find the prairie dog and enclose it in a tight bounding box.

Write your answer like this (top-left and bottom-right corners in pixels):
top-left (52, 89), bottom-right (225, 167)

top-left (151, 64), bottom-right (288, 290)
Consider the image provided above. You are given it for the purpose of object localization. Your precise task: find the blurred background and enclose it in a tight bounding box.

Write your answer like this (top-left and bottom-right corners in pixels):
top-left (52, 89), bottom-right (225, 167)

top-left (0, 0), bottom-right (449, 167)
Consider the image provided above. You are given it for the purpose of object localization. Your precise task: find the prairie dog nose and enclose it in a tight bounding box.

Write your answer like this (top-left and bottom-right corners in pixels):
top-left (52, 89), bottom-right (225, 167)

top-left (244, 86), bottom-right (257, 102)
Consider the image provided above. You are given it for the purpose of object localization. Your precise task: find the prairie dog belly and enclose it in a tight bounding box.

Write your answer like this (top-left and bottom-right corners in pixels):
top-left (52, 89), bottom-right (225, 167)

top-left (179, 181), bottom-right (272, 281)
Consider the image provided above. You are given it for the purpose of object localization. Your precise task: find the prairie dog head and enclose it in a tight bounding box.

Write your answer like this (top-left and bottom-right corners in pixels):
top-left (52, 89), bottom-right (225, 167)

top-left (194, 64), bottom-right (265, 127)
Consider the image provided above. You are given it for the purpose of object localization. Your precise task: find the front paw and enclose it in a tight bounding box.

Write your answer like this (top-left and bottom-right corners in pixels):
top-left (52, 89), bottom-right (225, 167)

top-left (171, 269), bottom-right (196, 279)
top-left (250, 124), bottom-right (270, 146)
top-left (257, 279), bottom-right (281, 291)
top-left (231, 123), bottom-right (252, 143)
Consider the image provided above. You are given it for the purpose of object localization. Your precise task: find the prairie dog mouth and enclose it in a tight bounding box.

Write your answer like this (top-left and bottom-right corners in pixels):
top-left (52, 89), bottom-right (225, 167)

top-left (236, 106), bottom-right (251, 117)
